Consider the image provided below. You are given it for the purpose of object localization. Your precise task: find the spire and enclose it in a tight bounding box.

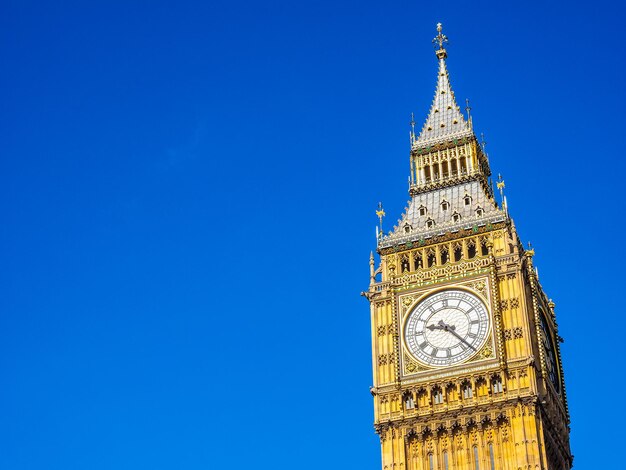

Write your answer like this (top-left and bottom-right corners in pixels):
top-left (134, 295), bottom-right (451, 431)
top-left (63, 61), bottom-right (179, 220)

top-left (415, 23), bottom-right (473, 147)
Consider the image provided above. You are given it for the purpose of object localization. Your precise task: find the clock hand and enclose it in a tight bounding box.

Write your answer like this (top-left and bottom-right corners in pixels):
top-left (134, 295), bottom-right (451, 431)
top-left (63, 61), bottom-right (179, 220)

top-left (437, 319), bottom-right (456, 331)
top-left (442, 325), bottom-right (477, 350)
top-left (426, 324), bottom-right (444, 331)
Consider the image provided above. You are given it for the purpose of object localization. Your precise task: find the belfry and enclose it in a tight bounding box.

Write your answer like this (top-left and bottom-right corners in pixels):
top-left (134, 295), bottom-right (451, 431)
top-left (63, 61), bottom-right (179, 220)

top-left (364, 24), bottom-right (572, 470)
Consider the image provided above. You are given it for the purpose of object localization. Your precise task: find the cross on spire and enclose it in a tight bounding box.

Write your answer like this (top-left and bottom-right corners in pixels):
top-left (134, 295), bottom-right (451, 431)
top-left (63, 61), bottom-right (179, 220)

top-left (433, 23), bottom-right (449, 59)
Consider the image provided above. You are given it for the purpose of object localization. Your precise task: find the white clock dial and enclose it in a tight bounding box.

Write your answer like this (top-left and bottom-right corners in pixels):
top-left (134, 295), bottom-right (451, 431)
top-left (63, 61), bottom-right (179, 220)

top-left (404, 289), bottom-right (490, 367)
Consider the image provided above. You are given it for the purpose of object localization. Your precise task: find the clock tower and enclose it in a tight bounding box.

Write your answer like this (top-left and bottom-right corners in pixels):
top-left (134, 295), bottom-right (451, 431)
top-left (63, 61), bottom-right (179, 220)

top-left (364, 24), bottom-right (572, 470)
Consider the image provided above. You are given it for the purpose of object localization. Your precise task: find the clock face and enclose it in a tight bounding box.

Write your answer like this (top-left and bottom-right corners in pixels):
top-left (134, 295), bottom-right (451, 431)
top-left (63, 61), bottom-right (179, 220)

top-left (538, 310), bottom-right (560, 394)
top-left (404, 289), bottom-right (490, 367)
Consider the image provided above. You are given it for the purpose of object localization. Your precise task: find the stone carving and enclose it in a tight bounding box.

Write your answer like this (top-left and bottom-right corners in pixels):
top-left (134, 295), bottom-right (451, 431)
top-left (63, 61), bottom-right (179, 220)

top-left (404, 352), bottom-right (429, 374)
top-left (402, 295), bottom-right (416, 309)
top-left (468, 279), bottom-right (488, 298)
top-left (479, 343), bottom-right (494, 359)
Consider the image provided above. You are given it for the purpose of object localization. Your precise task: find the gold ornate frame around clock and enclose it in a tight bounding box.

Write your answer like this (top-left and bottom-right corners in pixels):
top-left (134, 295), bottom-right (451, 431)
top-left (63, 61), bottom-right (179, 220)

top-left (397, 274), bottom-right (500, 379)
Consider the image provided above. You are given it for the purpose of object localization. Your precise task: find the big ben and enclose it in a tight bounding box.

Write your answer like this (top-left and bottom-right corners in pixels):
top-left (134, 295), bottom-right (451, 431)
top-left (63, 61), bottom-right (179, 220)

top-left (364, 24), bottom-right (572, 470)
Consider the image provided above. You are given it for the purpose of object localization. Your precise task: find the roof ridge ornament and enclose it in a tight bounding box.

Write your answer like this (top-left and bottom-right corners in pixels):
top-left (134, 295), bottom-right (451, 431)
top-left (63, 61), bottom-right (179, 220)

top-left (433, 22), bottom-right (448, 60)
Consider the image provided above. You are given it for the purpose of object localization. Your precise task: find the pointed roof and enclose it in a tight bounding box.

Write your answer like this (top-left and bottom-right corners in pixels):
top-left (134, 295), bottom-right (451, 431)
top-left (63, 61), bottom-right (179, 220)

top-left (414, 25), bottom-right (473, 147)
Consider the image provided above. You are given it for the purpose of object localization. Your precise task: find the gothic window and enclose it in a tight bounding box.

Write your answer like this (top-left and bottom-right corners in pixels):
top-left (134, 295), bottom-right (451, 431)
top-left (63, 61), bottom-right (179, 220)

top-left (433, 388), bottom-right (443, 405)
top-left (440, 247), bottom-right (449, 265)
top-left (492, 376), bottom-right (503, 394)
top-left (401, 255), bottom-right (410, 273)
top-left (463, 382), bottom-right (473, 399)
top-left (419, 205), bottom-right (427, 216)
top-left (481, 238), bottom-right (489, 256)
top-left (454, 243), bottom-right (462, 262)
top-left (467, 240), bottom-right (477, 259)
top-left (489, 443), bottom-right (496, 470)
top-left (428, 454), bottom-right (434, 470)
top-left (427, 250), bottom-right (436, 268)
top-left (442, 161), bottom-right (449, 178)
top-left (451, 159), bottom-right (458, 175)
top-left (441, 200), bottom-right (449, 211)
top-left (414, 253), bottom-right (423, 269)
top-left (404, 223), bottom-right (412, 233)
top-left (476, 206), bottom-right (484, 217)
top-left (404, 393), bottom-right (415, 410)
top-left (424, 166), bottom-right (431, 182)
top-left (426, 218), bottom-right (435, 229)
top-left (453, 211), bottom-right (461, 222)
top-left (464, 194), bottom-right (472, 206)
top-left (443, 451), bottom-right (449, 470)
top-left (473, 446), bottom-right (480, 470)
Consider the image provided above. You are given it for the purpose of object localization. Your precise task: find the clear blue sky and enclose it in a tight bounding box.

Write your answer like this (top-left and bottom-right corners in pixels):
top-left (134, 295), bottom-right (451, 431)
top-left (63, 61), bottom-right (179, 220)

top-left (1, 1), bottom-right (624, 469)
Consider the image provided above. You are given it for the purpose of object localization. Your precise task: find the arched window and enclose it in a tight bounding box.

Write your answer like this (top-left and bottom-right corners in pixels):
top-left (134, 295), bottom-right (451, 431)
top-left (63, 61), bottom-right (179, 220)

top-left (454, 244), bottom-right (462, 262)
top-left (468, 241), bottom-right (477, 259)
top-left (463, 382), bottom-right (473, 399)
top-left (443, 451), bottom-right (449, 470)
top-left (414, 253), bottom-right (423, 269)
top-left (428, 453), bottom-right (434, 470)
top-left (440, 248), bottom-right (449, 265)
top-left (489, 443), bottom-right (496, 470)
top-left (433, 388), bottom-right (444, 405)
top-left (427, 250), bottom-right (436, 268)
top-left (473, 445), bottom-right (480, 470)
top-left (481, 239), bottom-right (489, 256)
top-left (404, 393), bottom-right (415, 410)
top-left (476, 206), bottom-right (484, 217)
top-left (492, 376), bottom-right (503, 394)
top-left (401, 255), bottom-right (410, 273)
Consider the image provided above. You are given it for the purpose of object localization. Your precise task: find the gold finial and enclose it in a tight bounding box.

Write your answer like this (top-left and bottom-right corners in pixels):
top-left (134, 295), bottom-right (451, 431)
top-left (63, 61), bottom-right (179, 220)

top-left (496, 173), bottom-right (507, 216)
top-left (376, 202), bottom-right (386, 241)
top-left (376, 202), bottom-right (386, 225)
top-left (433, 22), bottom-right (448, 59)
top-left (409, 112), bottom-right (416, 144)
top-left (496, 173), bottom-right (505, 192)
